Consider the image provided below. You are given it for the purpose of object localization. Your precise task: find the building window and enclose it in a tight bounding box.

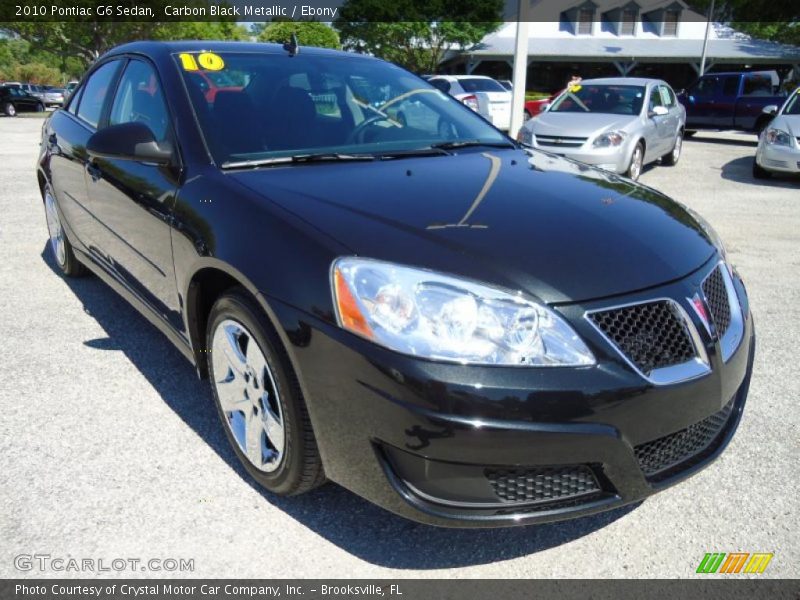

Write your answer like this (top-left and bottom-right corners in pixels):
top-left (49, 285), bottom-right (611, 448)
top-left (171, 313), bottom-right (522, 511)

top-left (620, 9), bottom-right (636, 35)
top-left (577, 8), bottom-right (594, 34)
top-left (663, 10), bottom-right (679, 36)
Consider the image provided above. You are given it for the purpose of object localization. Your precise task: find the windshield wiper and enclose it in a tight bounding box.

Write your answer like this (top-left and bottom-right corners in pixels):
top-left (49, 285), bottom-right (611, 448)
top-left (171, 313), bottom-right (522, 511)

top-left (222, 153), bottom-right (376, 169)
top-left (430, 139), bottom-right (517, 151)
top-left (372, 147), bottom-right (453, 159)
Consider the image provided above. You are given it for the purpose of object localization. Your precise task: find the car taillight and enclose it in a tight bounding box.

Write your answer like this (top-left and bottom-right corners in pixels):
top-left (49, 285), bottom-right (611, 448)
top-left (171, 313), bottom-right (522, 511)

top-left (462, 95), bottom-right (479, 112)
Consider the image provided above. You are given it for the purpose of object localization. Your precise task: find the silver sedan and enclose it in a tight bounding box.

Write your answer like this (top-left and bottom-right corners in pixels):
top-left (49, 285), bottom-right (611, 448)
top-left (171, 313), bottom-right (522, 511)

top-left (753, 88), bottom-right (800, 179)
top-left (518, 77), bottom-right (685, 180)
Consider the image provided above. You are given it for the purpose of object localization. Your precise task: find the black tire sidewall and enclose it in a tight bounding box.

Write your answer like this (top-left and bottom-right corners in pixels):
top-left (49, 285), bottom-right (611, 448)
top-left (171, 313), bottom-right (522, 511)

top-left (206, 291), bottom-right (309, 495)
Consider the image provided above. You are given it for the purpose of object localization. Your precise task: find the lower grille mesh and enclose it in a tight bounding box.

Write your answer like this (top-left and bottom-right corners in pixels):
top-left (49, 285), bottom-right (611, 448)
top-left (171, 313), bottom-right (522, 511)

top-left (703, 266), bottom-right (732, 336)
top-left (485, 465), bottom-right (601, 504)
top-left (635, 397), bottom-right (736, 480)
top-left (588, 300), bottom-right (696, 375)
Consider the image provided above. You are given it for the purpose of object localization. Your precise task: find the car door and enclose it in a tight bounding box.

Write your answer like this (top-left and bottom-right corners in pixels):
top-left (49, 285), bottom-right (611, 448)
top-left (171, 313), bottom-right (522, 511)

top-left (11, 87), bottom-right (38, 111)
top-left (658, 84), bottom-right (681, 146)
top-left (84, 57), bottom-right (182, 330)
top-left (712, 75), bottom-right (740, 128)
top-left (644, 85), bottom-right (668, 159)
top-left (684, 75), bottom-right (719, 127)
top-left (53, 60), bottom-right (125, 256)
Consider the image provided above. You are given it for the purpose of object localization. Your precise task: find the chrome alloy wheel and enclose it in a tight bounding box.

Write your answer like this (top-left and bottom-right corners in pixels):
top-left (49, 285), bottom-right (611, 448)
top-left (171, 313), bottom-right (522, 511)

top-left (211, 319), bottom-right (285, 472)
top-left (44, 190), bottom-right (66, 267)
top-left (629, 144), bottom-right (643, 180)
top-left (672, 135), bottom-right (682, 163)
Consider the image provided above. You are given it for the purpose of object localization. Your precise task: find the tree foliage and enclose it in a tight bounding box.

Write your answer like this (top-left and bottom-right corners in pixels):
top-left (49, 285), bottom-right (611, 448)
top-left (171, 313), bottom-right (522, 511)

top-left (258, 21), bottom-right (340, 49)
top-left (334, 0), bottom-right (502, 73)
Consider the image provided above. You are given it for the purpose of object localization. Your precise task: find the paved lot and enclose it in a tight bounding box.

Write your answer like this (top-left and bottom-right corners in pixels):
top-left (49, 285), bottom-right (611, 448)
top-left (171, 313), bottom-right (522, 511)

top-left (0, 116), bottom-right (797, 579)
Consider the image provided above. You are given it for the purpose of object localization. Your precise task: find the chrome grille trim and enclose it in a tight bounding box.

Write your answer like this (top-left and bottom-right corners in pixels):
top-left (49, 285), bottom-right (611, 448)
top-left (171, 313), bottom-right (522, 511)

top-left (702, 262), bottom-right (744, 363)
top-left (585, 298), bottom-right (710, 386)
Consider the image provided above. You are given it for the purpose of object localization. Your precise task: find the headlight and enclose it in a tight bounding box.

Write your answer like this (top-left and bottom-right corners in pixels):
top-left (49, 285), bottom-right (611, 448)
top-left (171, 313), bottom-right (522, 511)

top-left (332, 258), bottom-right (595, 367)
top-left (765, 128), bottom-right (792, 146)
top-left (592, 131), bottom-right (627, 148)
top-left (517, 127), bottom-right (533, 146)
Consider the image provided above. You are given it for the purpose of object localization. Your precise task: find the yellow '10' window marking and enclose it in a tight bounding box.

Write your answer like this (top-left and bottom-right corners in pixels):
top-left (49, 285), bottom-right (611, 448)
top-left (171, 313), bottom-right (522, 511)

top-left (178, 52), bottom-right (225, 72)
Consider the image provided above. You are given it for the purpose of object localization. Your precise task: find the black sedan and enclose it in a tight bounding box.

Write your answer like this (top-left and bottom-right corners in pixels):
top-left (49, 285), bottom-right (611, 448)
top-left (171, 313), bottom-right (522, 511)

top-left (38, 41), bottom-right (754, 527)
top-left (1, 85), bottom-right (46, 116)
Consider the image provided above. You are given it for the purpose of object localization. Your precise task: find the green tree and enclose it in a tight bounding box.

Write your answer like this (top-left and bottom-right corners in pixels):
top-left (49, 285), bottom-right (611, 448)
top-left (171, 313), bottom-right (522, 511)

top-left (334, 0), bottom-right (502, 73)
top-left (258, 21), bottom-right (340, 49)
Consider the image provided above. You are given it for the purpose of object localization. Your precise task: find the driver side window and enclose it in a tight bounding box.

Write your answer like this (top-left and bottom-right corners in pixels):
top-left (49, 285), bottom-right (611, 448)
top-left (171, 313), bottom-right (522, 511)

top-left (109, 59), bottom-right (170, 144)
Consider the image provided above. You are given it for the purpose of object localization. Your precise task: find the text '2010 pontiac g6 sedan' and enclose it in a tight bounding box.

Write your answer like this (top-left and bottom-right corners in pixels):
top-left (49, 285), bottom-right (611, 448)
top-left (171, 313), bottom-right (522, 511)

top-left (39, 41), bottom-right (754, 527)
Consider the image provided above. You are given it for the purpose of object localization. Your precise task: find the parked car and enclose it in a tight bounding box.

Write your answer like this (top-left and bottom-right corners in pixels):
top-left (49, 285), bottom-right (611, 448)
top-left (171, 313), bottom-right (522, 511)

top-left (753, 88), bottom-right (800, 178)
top-left (678, 71), bottom-right (787, 135)
top-left (0, 85), bottom-right (46, 115)
top-left (524, 89), bottom-right (563, 119)
top-left (39, 41), bottom-right (754, 528)
top-left (64, 80), bottom-right (80, 99)
top-left (42, 87), bottom-right (66, 107)
top-left (18, 83), bottom-right (46, 100)
top-left (428, 75), bottom-right (512, 130)
top-left (518, 78), bottom-right (685, 180)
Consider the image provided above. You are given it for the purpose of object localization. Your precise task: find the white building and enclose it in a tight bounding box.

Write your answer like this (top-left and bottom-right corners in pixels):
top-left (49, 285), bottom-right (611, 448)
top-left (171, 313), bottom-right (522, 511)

top-left (441, 0), bottom-right (800, 92)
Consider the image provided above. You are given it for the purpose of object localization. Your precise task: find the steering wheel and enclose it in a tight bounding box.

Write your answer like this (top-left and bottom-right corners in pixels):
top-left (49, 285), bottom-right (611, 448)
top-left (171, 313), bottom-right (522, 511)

top-left (345, 114), bottom-right (395, 145)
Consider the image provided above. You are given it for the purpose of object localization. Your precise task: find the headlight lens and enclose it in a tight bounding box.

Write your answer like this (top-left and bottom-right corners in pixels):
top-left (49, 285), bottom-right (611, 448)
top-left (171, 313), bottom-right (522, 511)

top-left (332, 258), bottom-right (595, 367)
top-left (592, 130), bottom-right (627, 148)
top-left (765, 128), bottom-right (792, 146)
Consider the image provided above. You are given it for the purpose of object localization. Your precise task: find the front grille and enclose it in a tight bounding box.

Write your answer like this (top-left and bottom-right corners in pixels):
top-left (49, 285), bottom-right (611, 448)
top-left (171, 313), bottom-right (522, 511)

top-left (588, 301), bottom-right (696, 375)
top-left (485, 465), bottom-right (601, 504)
top-left (535, 134), bottom-right (588, 148)
top-left (635, 397), bottom-right (736, 481)
top-left (703, 266), bottom-right (731, 336)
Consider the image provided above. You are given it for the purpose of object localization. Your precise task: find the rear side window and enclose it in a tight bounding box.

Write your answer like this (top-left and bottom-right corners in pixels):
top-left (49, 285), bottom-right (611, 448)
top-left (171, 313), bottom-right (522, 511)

top-left (109, 59), bottom-right (171, 144)
top-left (742, 74), bottom-right (773, 97)
top-left (429, 78), bottom-right (451, 94)
top-left (693, 76), bottom-right (718, 98)
top-left (458, 78), bottom-right (506, 93)
top-left (77, 60), bottom-right (122, 128)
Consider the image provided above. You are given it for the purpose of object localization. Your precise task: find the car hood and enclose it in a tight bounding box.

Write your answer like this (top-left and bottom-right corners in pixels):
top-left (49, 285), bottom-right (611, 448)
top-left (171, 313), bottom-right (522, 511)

top-left (228, 149), bottom-right (715, 304)
top-left (529, 112), bottom-right (638, 139)
top-left (774, 115), bottom-right (800, 137)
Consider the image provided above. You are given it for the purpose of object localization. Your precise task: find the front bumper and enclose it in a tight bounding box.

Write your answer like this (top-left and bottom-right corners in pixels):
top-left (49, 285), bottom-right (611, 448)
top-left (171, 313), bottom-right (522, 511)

top-left (756, 142), bottom-right (800, 174)
top-left (530, 139), bottom-right (633, 174)
top-left (267, 257), bottom-right (754, 527)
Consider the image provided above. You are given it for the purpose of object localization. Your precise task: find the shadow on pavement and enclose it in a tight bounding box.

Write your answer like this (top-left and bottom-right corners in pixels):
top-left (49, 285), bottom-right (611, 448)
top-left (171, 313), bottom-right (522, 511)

top-left (720, 156), bottom-right (800, 188)
top-left (685, 134), bottom-right (758, 148)
top-left (42, 245), bottom-right (639, 569)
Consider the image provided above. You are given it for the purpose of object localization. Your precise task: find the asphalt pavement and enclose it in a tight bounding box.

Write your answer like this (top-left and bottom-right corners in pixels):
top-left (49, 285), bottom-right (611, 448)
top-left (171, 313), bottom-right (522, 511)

top-left (0, 115), bottom-right (797, 578)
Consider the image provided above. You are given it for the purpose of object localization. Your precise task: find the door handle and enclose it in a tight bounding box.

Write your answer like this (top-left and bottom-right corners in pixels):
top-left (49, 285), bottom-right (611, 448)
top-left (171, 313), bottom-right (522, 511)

top-left (86, 161), bottom-right (102, 182)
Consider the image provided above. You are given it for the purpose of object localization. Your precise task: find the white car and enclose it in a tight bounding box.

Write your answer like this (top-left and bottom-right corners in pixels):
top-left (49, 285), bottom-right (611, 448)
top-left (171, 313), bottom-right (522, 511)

top-left (754, 89), bottom-right (800, 178)
top-left (427, 75), bottom-right (512, 130)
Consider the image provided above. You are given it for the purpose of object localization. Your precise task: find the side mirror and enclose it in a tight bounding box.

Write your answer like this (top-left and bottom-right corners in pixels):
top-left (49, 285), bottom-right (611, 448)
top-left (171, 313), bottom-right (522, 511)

top-left (762, 104), bottom-right (778, 116)
top-left (649, 105), bottom-right (669, 117)
top-left (87, 121), bottom-right (172, 164)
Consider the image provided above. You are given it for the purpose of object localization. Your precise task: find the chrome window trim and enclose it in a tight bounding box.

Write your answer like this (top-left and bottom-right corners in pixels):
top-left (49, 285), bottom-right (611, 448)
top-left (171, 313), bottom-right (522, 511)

top-left (584, 297), bottom-right (711, 386)
top-left (703, 261), bottom-right (744, 363)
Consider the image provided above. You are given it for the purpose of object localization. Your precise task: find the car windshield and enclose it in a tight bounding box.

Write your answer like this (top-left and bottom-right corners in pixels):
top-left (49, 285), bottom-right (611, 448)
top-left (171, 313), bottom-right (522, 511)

top-left (458, 78), bottom-right (507, 93)
top-left (549, 84), bottom-right (646, 115)
top-left (175, 51), bottom-right (510, 166)
top-left (783, 90), bottom-right (800, 115)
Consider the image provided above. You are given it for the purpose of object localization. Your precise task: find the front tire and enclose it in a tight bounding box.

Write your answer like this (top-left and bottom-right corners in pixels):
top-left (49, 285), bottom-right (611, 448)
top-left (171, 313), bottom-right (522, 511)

top-left (36, 102), bottom-right (45, 112)
top-left (43, 184), bottom-right (86, 277)
top-left (3, 102), bottom-right (16, 117)
top-left (207, 289), bottom-right (325, 496)
top-left (752, 158), bottom-right (772, 179)
top-left (662, 132), bottom-right (682, 166)
top-left (626, 141), bottom-right (644, 181)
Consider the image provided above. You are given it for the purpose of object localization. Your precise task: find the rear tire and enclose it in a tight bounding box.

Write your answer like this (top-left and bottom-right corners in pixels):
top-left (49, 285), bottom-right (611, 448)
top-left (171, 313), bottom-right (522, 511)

top-left (3, 102), bottom-right (16, 117)
top-left (752, 158), bottom-right (772, 179)
top-left (207, 289), bottom-right (326, 496)
top-left (661, 133), bottom-right (682, 166)
top-left (36, 102), bottom-right (45, 112)
top-left (43, 184), bottom-right (87, 277)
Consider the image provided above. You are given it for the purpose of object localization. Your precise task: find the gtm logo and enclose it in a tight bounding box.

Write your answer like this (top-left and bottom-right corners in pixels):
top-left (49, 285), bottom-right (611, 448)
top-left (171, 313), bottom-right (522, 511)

top-left (696, 552), bottom-right (773, 574)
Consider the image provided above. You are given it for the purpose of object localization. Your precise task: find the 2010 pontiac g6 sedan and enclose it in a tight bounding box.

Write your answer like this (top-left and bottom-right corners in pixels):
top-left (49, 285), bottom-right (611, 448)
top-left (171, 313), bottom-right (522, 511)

top-left (39, 41), bottom-right (754, 528)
